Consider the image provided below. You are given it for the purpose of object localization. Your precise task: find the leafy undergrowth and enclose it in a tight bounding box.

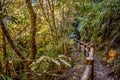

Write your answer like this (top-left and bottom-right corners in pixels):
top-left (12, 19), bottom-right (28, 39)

top-left (56, 46), bottom-right (86, 80)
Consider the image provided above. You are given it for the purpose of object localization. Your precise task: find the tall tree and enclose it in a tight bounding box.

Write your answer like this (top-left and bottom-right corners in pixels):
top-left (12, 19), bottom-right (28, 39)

top-left (61, 3), bottom-right (67, 54)
top-left (24, 0), bottom-right (37, 80)
top-left (48, 0), bottom-right (58, 45)
top-left (0, 0), bottom-right (37, 79)
top-left (39, 0), bottom-right (58, 46)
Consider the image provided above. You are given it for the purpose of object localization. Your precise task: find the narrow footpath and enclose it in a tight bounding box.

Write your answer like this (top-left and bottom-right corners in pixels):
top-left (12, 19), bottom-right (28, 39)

top-left (58, 46), bottom-right (114, 80)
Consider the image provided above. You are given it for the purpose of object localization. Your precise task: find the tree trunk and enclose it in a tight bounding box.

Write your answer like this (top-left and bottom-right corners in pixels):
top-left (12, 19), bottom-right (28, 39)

top-left (61, 3), bottom-right (67, 54)
top-left (25, 0), bottom-right (37, 80)
top-left (48, 0), bottom-right (58, 46)
top-left (0, 20), bottom-right (25, 60)
top-left (39, 0), bottom-right (57, 46)
top-left (2, 31), bottom-right (8, 75)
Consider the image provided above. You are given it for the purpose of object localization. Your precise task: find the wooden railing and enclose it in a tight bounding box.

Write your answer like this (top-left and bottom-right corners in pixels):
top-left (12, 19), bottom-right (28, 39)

top-left (74, 39), bottom-right (94, 80)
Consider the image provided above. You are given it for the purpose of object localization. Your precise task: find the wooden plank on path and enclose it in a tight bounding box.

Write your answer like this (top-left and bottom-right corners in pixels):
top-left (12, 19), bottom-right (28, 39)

top-left (81, 65), bottom-right (92, 80)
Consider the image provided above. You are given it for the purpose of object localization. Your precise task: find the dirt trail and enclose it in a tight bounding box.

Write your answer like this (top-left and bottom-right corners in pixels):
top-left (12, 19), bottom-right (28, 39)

top-left (58, 47), bottom-right (114, 80)
top-left (94, 56), bottom-right (114, 80)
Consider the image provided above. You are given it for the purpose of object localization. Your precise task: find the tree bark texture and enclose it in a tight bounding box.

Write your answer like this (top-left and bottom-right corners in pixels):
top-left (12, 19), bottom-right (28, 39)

top-left (0, 21), bottom-right (25, 59)
top-left (24, 0), bottom-right (37, 80)
top-left (61, 3), bottom-right (67, 54)
top-left (2, 32), bottom-right (8, 75)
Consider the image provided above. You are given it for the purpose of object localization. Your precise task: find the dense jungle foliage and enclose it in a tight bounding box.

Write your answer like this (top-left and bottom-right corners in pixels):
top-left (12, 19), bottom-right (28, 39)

top-left (0, 0), bottom-right (120, 80)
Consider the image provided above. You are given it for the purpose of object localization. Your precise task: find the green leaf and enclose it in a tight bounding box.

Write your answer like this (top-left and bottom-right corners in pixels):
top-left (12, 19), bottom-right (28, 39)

top-left (7, 77), bottom-right (13, 80)
top-left (51, 59), bottom-right (60, 66)
top-left (58, 55), bottom-right (67, 58)
top-left (0, 74), bottom-right (13, 80)
top-left (59, 59), bottom-right (71, 67)
top-left (0, 14), bottom-right (7, 19)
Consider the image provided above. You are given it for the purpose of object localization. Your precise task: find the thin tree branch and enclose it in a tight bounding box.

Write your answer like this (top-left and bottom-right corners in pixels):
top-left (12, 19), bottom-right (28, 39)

top-left (25, 0), bottom-right (36, 60)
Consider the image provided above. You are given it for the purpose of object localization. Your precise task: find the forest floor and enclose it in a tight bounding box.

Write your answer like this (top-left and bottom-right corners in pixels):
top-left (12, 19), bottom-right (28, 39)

top-left (57, 46), bottom-right (115, 80)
